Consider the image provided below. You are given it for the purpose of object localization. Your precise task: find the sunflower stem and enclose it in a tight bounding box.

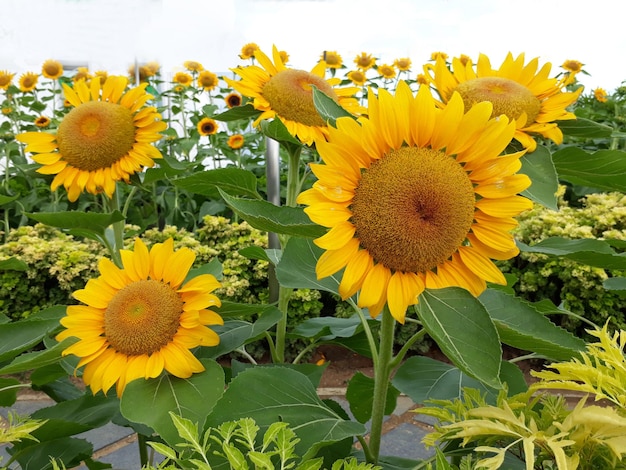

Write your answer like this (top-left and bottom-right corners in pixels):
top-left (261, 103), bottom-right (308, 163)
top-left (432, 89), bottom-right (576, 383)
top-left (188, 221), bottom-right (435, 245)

top-left (349, 299), bottom-right (379, 369)
top-left (108, 188), bottom-right (125, 268)
top-left (367, 307), bottom-right (396, 464)
top-left (389, 324), bottom-right (428, 369)
top-left (137, 433), bottom-right (149, 468)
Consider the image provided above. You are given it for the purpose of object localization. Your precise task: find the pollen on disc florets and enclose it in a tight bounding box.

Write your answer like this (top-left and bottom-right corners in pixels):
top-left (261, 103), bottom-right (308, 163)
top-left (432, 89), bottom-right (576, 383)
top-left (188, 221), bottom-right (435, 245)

top-left (455, 76), bottom-right (542, 125)
top-left (57, 101), bottom-right (136, 171)
top-left (104, 279), bottom-right (183, 356)
top-left (351, 147), bottom-right (476, 273)
top-left (261, 69), bottom-right (338, 127)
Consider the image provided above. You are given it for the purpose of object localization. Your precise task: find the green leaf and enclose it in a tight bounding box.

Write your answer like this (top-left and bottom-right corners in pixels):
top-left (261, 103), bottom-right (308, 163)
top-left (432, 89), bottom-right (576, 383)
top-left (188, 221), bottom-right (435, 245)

top-left (259, 118), bottom-right (302, 146)
top-left (0, 338), bottom-right (75, 375)
top-left (0, 256), bottom-right (28, 271)
top-left (345, 372), bottom-right (400, 423)
top-left (0, 193), bottom-right (19, 205)
top-left (185, 258), bottom-right (223, 282)
top-left (311, 86), bottom-right (355, 127)
top-left (10, 436), bottom-right (93, 470)
top-left (239, 245), bottom-right (271, 262)
top-left (230, 361), bottom-right (328, 389)
top-left (0, 377), bottom-right (20, 406)
top-left (121, 359), bottom-right (225, 447)
top-left (604, 277), bottom-right (626, 291)
top-left (205, 367), bottom-right (365, 460)
top-left (215, 301), bottom-right (278, 319)
top-left (479, 289), bottom-right (586, 361)
top-left (519, 145), bottom-right (559, 210)
top-left (292, 315), bottom-right (363, 339)
top-left (416, 288), bottom-right (502, 389)
top-left (219, 190), bottom-right (326, 238)
top-left (276, 237), bottom-right (341, 295)
top-left (558, 117), bottom-right (613, 138)
top-left (25, 210), bottom-right (125, 232)
top-left (517, 237), bottom-right (626, 269)
top-left (392, 356), bottom-right (527, 404)
top-left (213, 103), bottom-right (262, 122)
top-left (552, 147), bottom-right (626, 192)
top-left (173, 168), bottom-right (262, 199)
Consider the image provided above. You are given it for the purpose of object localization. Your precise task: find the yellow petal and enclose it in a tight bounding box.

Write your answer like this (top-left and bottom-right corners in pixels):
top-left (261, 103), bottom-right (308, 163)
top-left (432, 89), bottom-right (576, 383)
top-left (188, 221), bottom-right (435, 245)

top-left (316, 238), bottom-right (360, 279)
top-left (314, 221), bottom-right (356, 250)
top-left (357, 263), bottom-right (392, 318)
top-left (338, 249), bottom-right (373, 300)
top-left (458, 246), bottom-right (506, 285)
top-left (387, 271), bottom-right (423, 323)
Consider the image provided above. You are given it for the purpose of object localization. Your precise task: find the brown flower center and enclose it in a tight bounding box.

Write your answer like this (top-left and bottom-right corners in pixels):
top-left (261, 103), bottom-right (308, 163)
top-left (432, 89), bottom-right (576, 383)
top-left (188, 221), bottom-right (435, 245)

top-left (455, 77), bottom-right (542, 126)
top-left (104, 279), bottom-right (183, 356)
top-left (351, 147), bottom-right (476, 273)
top-left (262, 69), bottom-right (338, 127)
top-left (57, 101), bottom-right (136, 171)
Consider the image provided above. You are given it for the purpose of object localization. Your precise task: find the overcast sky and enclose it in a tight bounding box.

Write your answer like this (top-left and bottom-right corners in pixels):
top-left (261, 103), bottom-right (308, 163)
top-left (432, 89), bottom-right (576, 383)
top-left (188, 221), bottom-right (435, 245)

top-left (1, 0), bottom-right (624, 93)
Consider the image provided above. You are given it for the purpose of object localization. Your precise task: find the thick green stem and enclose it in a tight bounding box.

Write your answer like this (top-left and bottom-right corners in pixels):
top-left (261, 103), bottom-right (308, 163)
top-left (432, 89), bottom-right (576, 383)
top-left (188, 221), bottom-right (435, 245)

top-left (137, 433), bottom-right (149, 468)
top-left (107, 190), bottom-right (124, 268)
top-left (273, 285), bottom-right (292, 364)
top-left (367, 307), bottom-right (396, 463)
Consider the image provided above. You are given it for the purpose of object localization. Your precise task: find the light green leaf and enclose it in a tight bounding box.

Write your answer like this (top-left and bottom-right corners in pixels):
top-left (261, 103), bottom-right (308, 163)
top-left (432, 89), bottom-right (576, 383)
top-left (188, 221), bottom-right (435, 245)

top-left (558, 117), bottom-right (613, 138)
top-left (173, 168), bottom-right (262, 199)
top-left (479, 289), bottom-right (586, 361)
top-left (519, 145), bottom-right (559, 210)
top-left (552, 147), bottom-right (626, 192)
top-left (147, 441), bottom-right (178, 460)
top-left (169, 412), bottom-right (200, 446)
top-left (604, 277), bottom-right (626, 291)
top-left (311, 86), bottom-right (355, 127)
top-left (416, 288), bottom-right (502, 389)
top-left (219, 190), bottom-right (326, 238)
top-left (121, 359), bottom-right (225, 447)
top-left (517, 237), bottom-right (626, 269)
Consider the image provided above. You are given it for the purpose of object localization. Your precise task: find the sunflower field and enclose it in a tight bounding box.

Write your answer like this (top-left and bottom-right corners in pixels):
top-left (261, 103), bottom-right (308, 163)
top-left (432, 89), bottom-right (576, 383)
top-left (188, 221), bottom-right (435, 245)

top-left (0, 45), bottom-right (626, 469)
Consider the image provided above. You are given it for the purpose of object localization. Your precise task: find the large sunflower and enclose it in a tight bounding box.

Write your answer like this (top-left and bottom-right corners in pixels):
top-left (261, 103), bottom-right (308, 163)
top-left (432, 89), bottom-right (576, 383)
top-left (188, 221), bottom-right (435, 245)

top-left (424, 52), bottom-right (583, 151)
top-left (224, 45), bottom-right (361, 146)
top-left (17, 76), bottom-right (165, 202)
top-left (297, 81), bottom-right (533, 323)
top-left (56, 238), bottom-right (223, 396)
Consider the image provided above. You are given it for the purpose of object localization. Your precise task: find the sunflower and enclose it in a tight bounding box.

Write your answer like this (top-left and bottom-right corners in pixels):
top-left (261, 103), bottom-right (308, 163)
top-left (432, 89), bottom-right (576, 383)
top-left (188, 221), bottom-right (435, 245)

top-left (297, 81), bottom-right (533, 323)
top-left (415, 73), bottom-right (429, 85)
top-left (430, 51), bottom-right (449, 61)
top-left (322, 51), bottom-right (343, 69)
top-left (224, 45), bottom-right (361, 146)
top-left (41, 59), bottom-right (63, 80)
top-left (94, 70), bottom-right (109, 85)
top-left (278, 50), bottom-right (290, 64)
top-left (1, 106), bottom-right (12, 115)
top-left (73, 67), bottom-right (91, 82)
top-left (354, 52), bottom-right (376, 71)
top-left (393, 58), bottom-right (411, 72)
top-left (0, 70), bottom-right (14, 90)
top-left (378, 64), bottom-right (396, 80)
top-left (34, 116), bottom-right (50, 128)
top-left (347, 70), bottom-right (367, 86)
top-left (19, 72), bottom-right (39, 92)
top-left (184, 60), bottom-right (204, 72)
top-left (56, 238), bottom-right (223, 396)
top-left (594, 88), bottom-right (608, 103)
top-left (197, 70), bottom-right (219, 91)
top-left (173, 72), bottom-right (193, 87)
top-left (240, 42), bottom-right (259, 60)
top-left (227, 134), bottom-right (244, 149)
top-left (197, 117), bottom-right (218, 136)
top-left (224, 92), bottom-right (242, 108)
top-left (562, 59), bottom-right (583, 73)
top-left (17, 76), bottom-right (166, 202)
top-left (424, 52), bottom-right (583, 151)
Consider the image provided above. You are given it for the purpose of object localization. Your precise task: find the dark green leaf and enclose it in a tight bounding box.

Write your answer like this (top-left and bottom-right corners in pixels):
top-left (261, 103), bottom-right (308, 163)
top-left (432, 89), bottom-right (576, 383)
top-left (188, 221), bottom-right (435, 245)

top-left (552, 147), bottom-right (626, 192)
top-left (604, 277), bottom-right (626, 291)
top-left (311, 86), bottom-right (355, 127)
top-left (10, 436), bottom-right (93, 470)
top-left (238, 245), bottom-right (270, 262)
top-left (259, 118), bottom-right (302, 146)
top-left (345, 372), bottom-right (400, 423)
top-left (0, 194), bottom-right (19, 205)
top-left (416, 288), bottom-right (502, 389)
top-left (230, 361), bottom-right (327, 389)
top-left (519, 145), bottom-right (559, 210)
top-left (0, 256), bottom-right (28, 271)
top-left (173, 168), bottom-right (262, 199)
top-left (215, 301), bottom-right (277, 318)
top-left (0, 338), bottom-right (75, 375)
top-left (0, 377), bottom-right (20, 406)
top-left (219, 190), bottom-right (326, 238)
top-left (558, 118), bottom-right (613, 138)
top-left (518, 237), bottom-right (626, 269)
top-left (213, 103), bottom-right (262, 122)
top-left (185, 258), bottom-right (222, 282)
top-left (292, 315), bottom-right (363, 339)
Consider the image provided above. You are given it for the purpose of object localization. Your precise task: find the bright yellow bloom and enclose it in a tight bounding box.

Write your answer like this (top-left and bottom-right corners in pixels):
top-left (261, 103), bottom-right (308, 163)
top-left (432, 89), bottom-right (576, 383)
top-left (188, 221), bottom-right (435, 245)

top-left (278, 50), bottom-right (290, 64)
top-left (197, 117), bottom-right (218, 136)
top-left (347, 70), bottom-right (367, 86)
top-left (594, 87), bottom-right (608, 103)
top-left (1, 106), bottom-right (12, 115)
top-left (34, 116), bottom-right (50, 128)
top-left (41, 59), bottom-right (64, 80)
top-left (173, 72), bottom-right (193, 87)
top-left (224, 92), bottom-right (242, 108)
top-left (561, 59), bottom-right (583, 73)
top-left (94, 70), bottom-right (109, 85)
top-left (378, 63), bottom-right (396, 80)
top-left (321, 51), bottom-right (343, 69)
top-left (430, 51), bottom-right (448, 61)
top-left (354, 52), bottom-right (376, 71)
top-left (415, 73), bottom-right (429, 85)
top-left (0, 70), bottom-right (15, 90)
top-left (297, 81), bottom-right (532, 322)
top-left (239, 42), bottom-right (259, 60)
top-left (393, 58), bottom-right (412, 71)
top-left (184, 60), bottom-right (204, 72)
top-left (56, 238), bottom-right (223, 396)
top-left (227, 134), bottom-right (245, 149)
top-left (425, 52), bottom-right (583, 151)
top-left (19, 72), bottom-right (39, 92)
top-left (224, 45), bottom-right (361, 146)
top-left (197, 70), bottom-right (219, 91)
top-left (17, 76), bottom-right (166, 202)
top-left (73, 67), bottom-right (91, 82)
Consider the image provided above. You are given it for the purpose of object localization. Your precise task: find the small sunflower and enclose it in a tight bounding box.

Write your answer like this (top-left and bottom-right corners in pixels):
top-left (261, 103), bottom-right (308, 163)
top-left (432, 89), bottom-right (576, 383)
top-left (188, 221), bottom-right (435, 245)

top-left (224, 92), bottom-right (242, 108)
top-left (354, 52), bottom-right (376, 71)
top-left (425, 52), bottom-right (583, 151)
top-left (240, 42), bottom-right (260, 60)
top-left (322, 51), bottom-right (343, 69)
top-left (197, 70), bottom-right (219, 91)
top-left (197, 117), bottom-right (218, 136)
top-left (56, 238), bottom-right (223, 396)
top-left (227, 134), bottom-right (245, 149)
top-left (173, 72), bottom-right (193, 87)
top-left (42, 59), bottom-right (64, 80)
top-left (378, 64), bottom-right (396, 80)
top-left (73, 67), bottom-right (91, 82)
top-left (415, 73), bottom-right (429, 85)
top-left (0, 70), bottom-right (15, 90)
top-left (19, 72), bottom-right (39, 92)
top-left (94, 70), bottom-right (109, 85)
top-left (184, 60), bottom-right (204, 72)
top-left (430, 51), bottom-right (449, 61)
top-left (347, 70), bottom-right (367, 86)
top-left (561, 59), bottom-right (583, 74)
top-left (34, 116), bottom-right (51, 128)
top-left (17, 76), bottom-right (166, 202)
top-left (297, 81), bottom-right (532, 322)
top-left (393, 58), bottom-right (412, 72)
top-left (1, 106), bottom-right (12, 115)
top-left (224, 45), bottom-right (361, 146)
top-left (594, 88), bottom-right (608, 103)
top-left (278, 50), bottom-right (290, 64)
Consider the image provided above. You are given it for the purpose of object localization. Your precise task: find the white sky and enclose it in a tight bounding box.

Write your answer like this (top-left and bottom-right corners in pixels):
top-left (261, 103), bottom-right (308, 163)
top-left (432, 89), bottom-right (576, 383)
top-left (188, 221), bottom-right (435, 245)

top-left (1, 0), bottom-right (624, 93)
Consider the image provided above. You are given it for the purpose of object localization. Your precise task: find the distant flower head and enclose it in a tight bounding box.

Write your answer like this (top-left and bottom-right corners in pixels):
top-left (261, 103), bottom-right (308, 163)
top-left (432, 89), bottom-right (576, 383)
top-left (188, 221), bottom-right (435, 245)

top-left (354, 52), bottom-right (376, 71)
top-left (321, 51), bottom-right (343, 69)
top-left (594, 87), bottom-right (608, 103)
top-left (239, 42), bottom-right (260, 60)
top-left (184, 60), bottom-right (204, 72)
top-left (41, 59), bottom-right (64, 80)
